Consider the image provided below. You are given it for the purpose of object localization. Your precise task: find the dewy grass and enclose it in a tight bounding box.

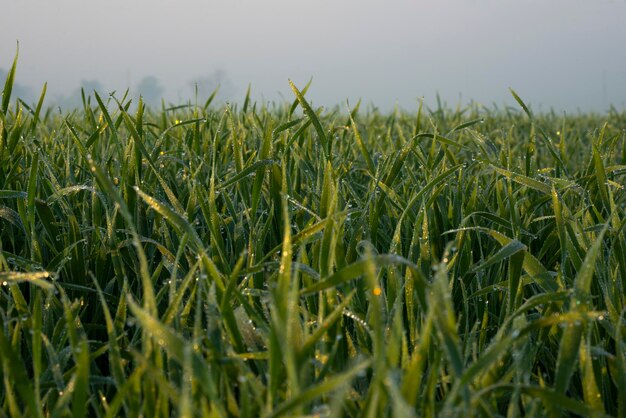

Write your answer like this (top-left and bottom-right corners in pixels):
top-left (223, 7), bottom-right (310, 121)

top-left (1, 61), bottom-right (626, 417)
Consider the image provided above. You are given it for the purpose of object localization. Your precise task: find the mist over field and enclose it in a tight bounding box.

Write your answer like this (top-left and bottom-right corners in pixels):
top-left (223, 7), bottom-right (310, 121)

top-left (2, 0), bottom-right (626, 112)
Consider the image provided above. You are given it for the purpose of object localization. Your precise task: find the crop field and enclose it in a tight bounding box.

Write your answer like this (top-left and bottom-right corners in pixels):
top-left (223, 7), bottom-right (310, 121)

top-left (1, 56), bottom-right (626, 417)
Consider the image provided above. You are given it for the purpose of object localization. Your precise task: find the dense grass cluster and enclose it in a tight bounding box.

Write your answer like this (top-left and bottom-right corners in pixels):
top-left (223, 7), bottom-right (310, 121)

top-left (1, 58), bottom-right (626, 417)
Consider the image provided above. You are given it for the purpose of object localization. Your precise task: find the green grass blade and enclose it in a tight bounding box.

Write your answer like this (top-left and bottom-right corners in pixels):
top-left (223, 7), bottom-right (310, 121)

top-left (0, 271), bottom-right (54, 290)
top-left (555, 223), bottom-right (609, 394)
top-left (0, 205), bottom-right (26, 234)
top-left (289, 79), bottom-right (329, 159)
top-left (267, 360), bottom-right (371, 418)
top-left (72, 338), bottom-right (90, 418)
top-left (491, 165), bottom-right (551, 194)
top-left (300, 254), bottom-right (427, 303)
top-left (349, 112), bottom-right (376, 174)
top-left (509, 88), bottom-right (533, 119)
top-left (29, 82), bottom-right (47, 134)
top-left (0, 320), bottom-right (44, 418)
top-left (469, 239), bottom-right (526, 273)
top-left (1, 47), bottom-right (18, 115)
top-left (127, 296), bottom-right (223, 406)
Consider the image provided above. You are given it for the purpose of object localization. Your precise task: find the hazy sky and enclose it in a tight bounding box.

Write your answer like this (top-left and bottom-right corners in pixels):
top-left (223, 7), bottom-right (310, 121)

top-left (2, 0), bottom-right (626, 112)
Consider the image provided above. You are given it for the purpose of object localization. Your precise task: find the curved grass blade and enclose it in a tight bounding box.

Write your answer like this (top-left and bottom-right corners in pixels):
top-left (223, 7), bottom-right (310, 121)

top-left (298, 290), bottom-right (356, 359)
top-left (127, 296), bottom-right (223, 408)
top-left (349, 112), bottom-right (375, 175)
top-left (218, 159), bottom-right (276, 190)
top-left (469, 239), bottom-right (526, 273)
top-left (29, 82), bottom-right (47, 134)
top-left (490, 165), bottom-right (551, 194)
top-left (432, 262), bottom-right (464, 379)
top-left (0, 205), bottom-right (26, 234)
top-left (72, 338), bottom-right (90, 418)
top-left (272, 117), bottom-right (304, 139)
top-left (509, 88), bottom-right (533, 119)
top-left (415, 132), bottom-right (468, 149)
top-left (92, 275), bottom-right (126, 388)
top-left (300, 254), bottom-right (428, 308)
top-left (1, 47), bottom-right (18, 115)
top-left (289, 79), bottom-right (329, 159)
top-left (447, 118), bottom-right (484, 135)
top-left (555, 223), bottom-right (609, 394)
top-left (0, 320), bottom-right (44, 418)
top-left (266, 360), bottom-right (371, 418)
top-left (0, 271), bottom-right (54, 290)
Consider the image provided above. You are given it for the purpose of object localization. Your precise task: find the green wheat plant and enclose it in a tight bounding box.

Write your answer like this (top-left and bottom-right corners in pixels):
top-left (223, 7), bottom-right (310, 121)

top-left (1, 52), bottom-right (625, 417)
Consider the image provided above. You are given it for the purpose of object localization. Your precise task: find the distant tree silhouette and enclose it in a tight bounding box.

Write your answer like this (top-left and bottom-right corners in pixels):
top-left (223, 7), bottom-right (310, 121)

top-left (80, 79), bottom-right (103, 96)
top-left (136, 76), bottom-right (164, 106)
top-left (51, 79), bottom-right (105, 109)
top-left (189, 69), bottom-right (236, 103)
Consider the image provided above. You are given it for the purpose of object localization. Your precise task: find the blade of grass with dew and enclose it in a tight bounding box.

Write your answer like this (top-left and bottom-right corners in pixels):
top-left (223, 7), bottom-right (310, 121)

top-left (592, 144), bottom-right (610, 210)
top-left (126, 296), bottom-right (224, 410)
top-left (0, 271), bottom-right (54, 290)
top-left (554, 223), bottom-right (609, 394)
top-left (28, 82), bottom-right (47, 135)
top-left (289, 79), bottom-right (329, 159)
top-left (298, 290), bottom-right (356, 360)
top-left (469, 239), bottom-right (526, 273)
top-left (0, 205), bottom-right (26, 234)
top-left (92, 275), bottom-right (126, 389)
top-left (431, 261), bottom-right (465, 386)
top-left (509, 88), bottom-right (533, 120)
top-left (26, 149), bottom-right (41, 261)
top-left (490, 165), bottom-right (551, 195)
top-left (0, 318), bottom-right (44, 418)
top-left (1, 47), bottom-right (18, 116)
top-left (88, 159), bottom-right (157, 314)
top-left (288, 77), bottom-right (312, 118)
top-left (300, 254), bottom-right (427, 304)
top-left (267, 360), bottom-right (371, 418)
top-left (349, 111), bottom-right (376, 175)
top-left (272, 156), bottom-right (302, 401)
top-left (251, 120), bottom-right (274, 219)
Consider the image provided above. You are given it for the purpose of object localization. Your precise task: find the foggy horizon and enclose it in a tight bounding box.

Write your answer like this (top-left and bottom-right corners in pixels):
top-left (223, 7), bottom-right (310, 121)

top-left (2, 0), bottom-right (626, 113)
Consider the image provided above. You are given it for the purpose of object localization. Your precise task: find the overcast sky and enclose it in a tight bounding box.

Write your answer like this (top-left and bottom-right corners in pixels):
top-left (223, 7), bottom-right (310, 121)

top-left (2, 0), bottom-right (626, 112)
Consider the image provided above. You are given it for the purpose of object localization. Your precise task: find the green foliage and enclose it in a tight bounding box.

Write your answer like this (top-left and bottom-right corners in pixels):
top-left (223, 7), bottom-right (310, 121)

top-left (1, 71), bottom-right (625, 417)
